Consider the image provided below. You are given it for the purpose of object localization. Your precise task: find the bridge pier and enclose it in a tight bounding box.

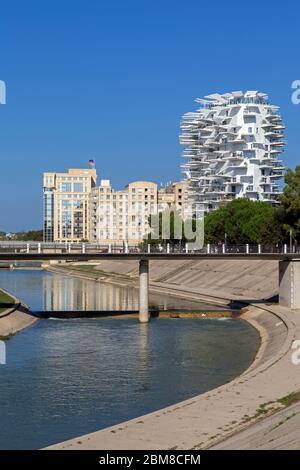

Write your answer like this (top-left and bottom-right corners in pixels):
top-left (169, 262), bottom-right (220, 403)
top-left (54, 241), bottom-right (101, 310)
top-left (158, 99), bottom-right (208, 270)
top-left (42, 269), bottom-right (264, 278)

top-left (139, 259), bottom-right (149, 323)
top-left (279, 260), bottom-right (300, 309)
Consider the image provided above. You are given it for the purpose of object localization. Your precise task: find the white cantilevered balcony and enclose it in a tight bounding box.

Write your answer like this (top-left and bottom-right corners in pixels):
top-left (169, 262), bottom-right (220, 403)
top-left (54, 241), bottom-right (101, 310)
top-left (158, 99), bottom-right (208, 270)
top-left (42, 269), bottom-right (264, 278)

top-left (180, 90), bottom-right (285, 216)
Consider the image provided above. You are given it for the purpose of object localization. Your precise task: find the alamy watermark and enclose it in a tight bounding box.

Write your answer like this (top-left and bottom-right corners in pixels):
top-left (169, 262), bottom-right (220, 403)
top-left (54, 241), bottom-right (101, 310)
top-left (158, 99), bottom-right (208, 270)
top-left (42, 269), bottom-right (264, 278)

top-left (291, 81), bottom-right (300, 104)
top-left (0, 80), bottom-right (6, 104)
top-left (291, 340), bottom-right (300, 365)
top-left (96, 202), bottom-right (204, 249)
top-left (0, 340), bottom-right (6, 365)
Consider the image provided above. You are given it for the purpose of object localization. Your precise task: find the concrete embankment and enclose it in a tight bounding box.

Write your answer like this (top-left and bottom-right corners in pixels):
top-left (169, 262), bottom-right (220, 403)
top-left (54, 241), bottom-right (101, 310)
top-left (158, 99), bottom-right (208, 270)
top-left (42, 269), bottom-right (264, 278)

top-left (46, 258), bottom-right (279, 307)
top-left (0, 289), bottom-right (37, 339)
top-left (45, 259), bottom-right (300, 450)
top-left (47, 300), bottom-right (299, 450)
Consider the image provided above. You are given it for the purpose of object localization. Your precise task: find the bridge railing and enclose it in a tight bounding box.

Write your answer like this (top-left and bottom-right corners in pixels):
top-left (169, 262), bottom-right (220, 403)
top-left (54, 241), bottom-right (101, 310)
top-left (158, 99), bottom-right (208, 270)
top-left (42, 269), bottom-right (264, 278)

top-left (0, 241), bottom-right (299, 255)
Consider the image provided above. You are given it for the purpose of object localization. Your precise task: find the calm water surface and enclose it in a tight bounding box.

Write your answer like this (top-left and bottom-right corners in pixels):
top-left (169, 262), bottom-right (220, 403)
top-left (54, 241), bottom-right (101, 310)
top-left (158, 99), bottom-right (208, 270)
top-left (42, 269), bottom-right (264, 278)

top-left (0, 270), bottom-right (259, 449)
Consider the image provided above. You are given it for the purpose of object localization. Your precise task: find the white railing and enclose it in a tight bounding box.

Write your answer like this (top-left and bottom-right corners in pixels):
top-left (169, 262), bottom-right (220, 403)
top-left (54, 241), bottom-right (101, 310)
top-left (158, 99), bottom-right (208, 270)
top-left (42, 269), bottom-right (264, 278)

top-left (0, 242), bottom-right (298, 255)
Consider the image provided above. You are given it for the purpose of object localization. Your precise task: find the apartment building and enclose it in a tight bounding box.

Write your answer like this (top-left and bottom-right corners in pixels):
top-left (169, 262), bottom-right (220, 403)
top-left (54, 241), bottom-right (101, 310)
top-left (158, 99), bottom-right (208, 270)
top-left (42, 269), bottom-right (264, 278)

top-left (89, 180), bottom-right (158, 244)
top-left (89, 180), bottom-right (188, 244)
top-left (180, 90), bottom-right (285, 218)
top-left (158, 181), bottom-right (188, 217)
top-left (43, 167), bottom-right (187, 244)
top-left (43, 168), bottom-right (97, 242)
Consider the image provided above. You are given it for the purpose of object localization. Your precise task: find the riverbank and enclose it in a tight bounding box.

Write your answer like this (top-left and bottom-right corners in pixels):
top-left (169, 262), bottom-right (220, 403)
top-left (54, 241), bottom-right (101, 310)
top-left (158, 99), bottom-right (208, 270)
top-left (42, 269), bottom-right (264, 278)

top-left (44, 260), bottom-right (300, 450)
top-left (47, 300), bottom-right (298, 450)
top-left (0, 288), bottom-right (37, 339)
top-left (0, 288), bottom-right (15, 313)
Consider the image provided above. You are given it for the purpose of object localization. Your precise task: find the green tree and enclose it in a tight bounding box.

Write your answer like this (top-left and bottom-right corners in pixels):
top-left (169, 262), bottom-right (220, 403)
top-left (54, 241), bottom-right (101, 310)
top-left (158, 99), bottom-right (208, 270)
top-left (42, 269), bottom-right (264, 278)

top-left (142, 209), bottom-right (196, 248)
top-left (15, 230), bottom-right (43, 241)
top-left (280, 166), bottom-right (300, 242)
top-left (204, 198), bottom-right (282, 245)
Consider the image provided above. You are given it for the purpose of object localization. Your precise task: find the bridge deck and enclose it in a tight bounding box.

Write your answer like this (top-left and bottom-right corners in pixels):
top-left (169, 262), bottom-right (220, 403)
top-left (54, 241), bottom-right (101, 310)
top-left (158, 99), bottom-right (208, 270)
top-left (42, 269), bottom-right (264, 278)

top-left (0, 252), bottom-right (300, 261)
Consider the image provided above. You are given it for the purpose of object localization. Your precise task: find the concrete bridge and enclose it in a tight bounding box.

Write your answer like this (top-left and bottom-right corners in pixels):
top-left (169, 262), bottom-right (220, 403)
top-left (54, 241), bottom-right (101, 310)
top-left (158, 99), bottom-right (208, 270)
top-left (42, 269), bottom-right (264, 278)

top-left (0, 242), bottom-right (300, 320)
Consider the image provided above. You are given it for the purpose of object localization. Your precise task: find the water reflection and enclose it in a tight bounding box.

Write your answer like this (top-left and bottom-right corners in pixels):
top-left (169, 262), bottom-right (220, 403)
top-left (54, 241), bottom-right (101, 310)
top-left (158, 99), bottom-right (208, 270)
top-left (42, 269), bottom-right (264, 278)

top-left (42, 272), bottom-right (223, 313)
top-left (0, 269), bottom-right (226, 314)
top-left (43, 274), bottom-right (139, 311)
top-left (138, 323), bottom-right (150, 371)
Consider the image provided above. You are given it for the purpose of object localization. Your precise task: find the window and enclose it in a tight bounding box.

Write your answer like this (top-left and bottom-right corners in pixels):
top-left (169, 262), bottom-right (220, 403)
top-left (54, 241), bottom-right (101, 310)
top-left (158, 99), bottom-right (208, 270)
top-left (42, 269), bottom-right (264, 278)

top-left (244, 116), bottom-right (256, 124)
top-left (74, 183), bottom-right (83, 192)
top-left (62, 200), bottom-right (72, 210)
top-left (74, 200), bottom-right (83, 209)
top-left (62, 182), bottom-right (72, 192)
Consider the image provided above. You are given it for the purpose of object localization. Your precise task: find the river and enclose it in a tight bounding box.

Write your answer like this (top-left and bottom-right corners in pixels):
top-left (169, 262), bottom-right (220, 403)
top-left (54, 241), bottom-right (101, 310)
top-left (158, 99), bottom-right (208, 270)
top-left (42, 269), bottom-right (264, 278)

top-left (0, 269), bottom-right (259, 449)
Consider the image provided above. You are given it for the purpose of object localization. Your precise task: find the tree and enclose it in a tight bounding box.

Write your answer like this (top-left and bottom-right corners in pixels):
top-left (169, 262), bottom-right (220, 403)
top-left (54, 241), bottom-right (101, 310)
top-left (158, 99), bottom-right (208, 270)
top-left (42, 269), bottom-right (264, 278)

top-left (142, 199), bottom-right (283, 248)
top-left (280, 166), bottom-right (300, 242)
top-left (204, 198), bottom-right (283, 245)
top-left (143, 209), bottom-right (196, 247)
top-left (15, 230), bottom-right (43, 241)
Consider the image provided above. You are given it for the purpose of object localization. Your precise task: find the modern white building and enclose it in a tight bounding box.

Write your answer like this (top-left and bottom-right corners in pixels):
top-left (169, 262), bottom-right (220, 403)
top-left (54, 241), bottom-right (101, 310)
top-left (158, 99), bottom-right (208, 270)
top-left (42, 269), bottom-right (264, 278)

top-left (180, 91), bottom-right (285, 217)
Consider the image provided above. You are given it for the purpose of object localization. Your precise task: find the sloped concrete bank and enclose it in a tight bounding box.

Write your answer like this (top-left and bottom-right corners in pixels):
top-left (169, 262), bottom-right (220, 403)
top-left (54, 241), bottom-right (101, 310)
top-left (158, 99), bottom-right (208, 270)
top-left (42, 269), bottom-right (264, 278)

top-left (45, 261), bottom-right (300, 450)
top-left (47, 302), bottom-right (297, 450)
top-left (0, 289), bottom-right (37, 339)
top-left (45, 258), bottom-right (279, 306)
top-left (45, 263), bottom-right (234, 309)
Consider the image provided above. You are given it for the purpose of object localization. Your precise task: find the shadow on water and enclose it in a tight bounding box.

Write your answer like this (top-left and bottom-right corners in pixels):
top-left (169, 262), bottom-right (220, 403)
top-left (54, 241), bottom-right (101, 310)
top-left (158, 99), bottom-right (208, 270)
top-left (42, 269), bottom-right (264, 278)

top-left (32, 309), bottom-right (160, 319)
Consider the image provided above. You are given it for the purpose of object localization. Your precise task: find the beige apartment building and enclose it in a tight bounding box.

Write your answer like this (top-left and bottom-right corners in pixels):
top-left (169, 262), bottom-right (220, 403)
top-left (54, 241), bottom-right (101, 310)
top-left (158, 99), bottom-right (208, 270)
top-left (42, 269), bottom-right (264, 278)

top-left (89, 179), bottom-right (188, 245)
top-left (158, 180), bottom-right (188, 215)
top-left (89, 180), bottom-right (158, 244)
top-left (43, 168), bottom-right (97, 242)
top-left (43, 167), bottom-right (187, 244)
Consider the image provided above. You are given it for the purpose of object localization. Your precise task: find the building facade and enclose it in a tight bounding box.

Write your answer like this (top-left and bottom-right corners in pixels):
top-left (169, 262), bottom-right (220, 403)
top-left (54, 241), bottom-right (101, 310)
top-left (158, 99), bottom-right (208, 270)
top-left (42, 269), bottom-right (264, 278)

top-left (43, 168), bottom-right (97, 242)
top-left (158, 181), bottom-right (188, 217)
top-left (43, 167), bottom-right (187, 244)
top-left (180, 90), bottom-right (285, 217)
top-left (89, 180), bottom-right (158, 244)
top-left (89, 180), bottom-right (188, 245)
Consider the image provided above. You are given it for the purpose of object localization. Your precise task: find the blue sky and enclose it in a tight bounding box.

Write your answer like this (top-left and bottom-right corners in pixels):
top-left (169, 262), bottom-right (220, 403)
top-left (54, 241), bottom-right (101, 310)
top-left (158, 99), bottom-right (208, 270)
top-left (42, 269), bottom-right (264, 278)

top-left (0, 0), bottom-right (300, 231)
